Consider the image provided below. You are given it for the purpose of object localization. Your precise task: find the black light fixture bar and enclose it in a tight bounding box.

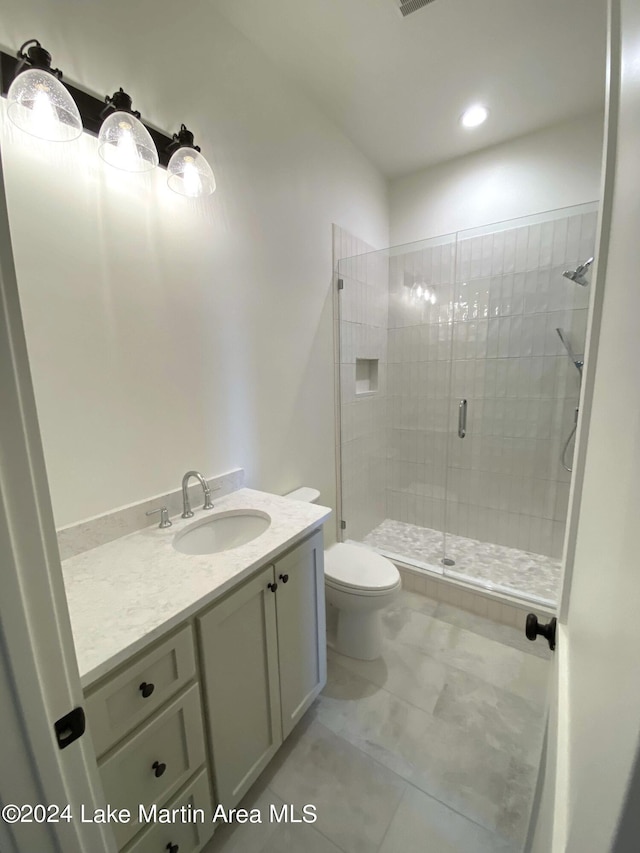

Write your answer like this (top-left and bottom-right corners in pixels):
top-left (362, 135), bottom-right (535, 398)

top-left (0, 49), bottom-right (174, 168)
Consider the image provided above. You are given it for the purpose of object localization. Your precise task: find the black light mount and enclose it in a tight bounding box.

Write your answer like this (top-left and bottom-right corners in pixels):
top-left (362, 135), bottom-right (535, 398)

top-left (167, 124), bottom-right (201, 154)
top-left (100, 87), bottom-right (141, 121)
top-left (15, 38), bottom-right (62, 78)
top-left (0, 39), bottom-right (176, 168)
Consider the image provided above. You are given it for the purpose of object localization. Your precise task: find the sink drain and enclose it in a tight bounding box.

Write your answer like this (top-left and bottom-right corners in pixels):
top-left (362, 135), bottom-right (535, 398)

top-left (441, 558), bottom-right (456, 567)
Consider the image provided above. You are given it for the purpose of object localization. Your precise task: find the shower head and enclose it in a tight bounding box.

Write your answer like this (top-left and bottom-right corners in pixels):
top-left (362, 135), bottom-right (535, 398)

top-left (563, 257), bottom-right (594, 287)
top-left (556, 327), bottom-right (583, 377)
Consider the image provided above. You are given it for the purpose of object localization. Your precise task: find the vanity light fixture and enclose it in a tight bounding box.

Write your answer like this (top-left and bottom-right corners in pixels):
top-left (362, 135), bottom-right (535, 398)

top-left (6, 39), bottom-right (82, 142)
top-left (98, 88), bottom-right (159, 173)
top-left (166, 124), bottom-right (216, 197)
top-left (461, 103), bottom-right (489, 129)
top-left (1, 39), bottom-right (217, 194)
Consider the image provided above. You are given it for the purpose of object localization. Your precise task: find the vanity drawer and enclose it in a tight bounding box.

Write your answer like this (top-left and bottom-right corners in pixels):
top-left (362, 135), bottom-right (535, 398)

top-left (122, 769), bottom-right (214, 853)
top-left (86, 626), bottom-right (196, 756)
top-left (99, 683), bottom-right (206, 850)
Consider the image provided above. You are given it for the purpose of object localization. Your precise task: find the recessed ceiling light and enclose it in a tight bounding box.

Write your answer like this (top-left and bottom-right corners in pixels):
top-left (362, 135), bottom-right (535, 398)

top-left (461, 104), bottom-right (489, 129)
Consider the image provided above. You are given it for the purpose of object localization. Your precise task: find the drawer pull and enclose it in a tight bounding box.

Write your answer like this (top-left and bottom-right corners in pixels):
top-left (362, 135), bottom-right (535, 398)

top-left (139, 682), bottom-right (155, 699)
top-left (152, 760), bottom-right (167, 778)
top-left (166, 844), bottom-right (179, 853)
top-left (267, 582), bottom-right (278, 593)
top-left (279, 573), bottom-right (289, 584)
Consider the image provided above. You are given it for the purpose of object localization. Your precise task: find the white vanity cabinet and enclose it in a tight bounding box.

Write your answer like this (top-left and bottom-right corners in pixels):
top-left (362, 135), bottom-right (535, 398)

top-left (197, 530), bottom-right (326, 809)
top-left (82, 526), bottom-right (326, 850)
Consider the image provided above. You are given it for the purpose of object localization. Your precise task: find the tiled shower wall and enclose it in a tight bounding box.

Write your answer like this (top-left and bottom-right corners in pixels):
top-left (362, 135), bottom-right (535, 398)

top-left (385, 208), bottom-right (597, 559)
top-left (334, 225), bottom-right (388, 541)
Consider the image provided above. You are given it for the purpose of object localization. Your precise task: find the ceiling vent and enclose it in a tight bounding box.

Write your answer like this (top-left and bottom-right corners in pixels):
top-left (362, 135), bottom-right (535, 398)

top-left (397, 0), bottom-right (439, 16)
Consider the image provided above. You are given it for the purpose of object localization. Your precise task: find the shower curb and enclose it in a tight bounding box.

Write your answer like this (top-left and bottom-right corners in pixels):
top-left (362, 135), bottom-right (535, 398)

top-left (395, 562), bottom-right (556, 629)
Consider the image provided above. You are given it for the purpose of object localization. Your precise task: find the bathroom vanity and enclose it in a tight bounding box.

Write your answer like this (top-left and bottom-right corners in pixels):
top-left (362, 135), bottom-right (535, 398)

top-left (61, 489), bottom-right (330, 853)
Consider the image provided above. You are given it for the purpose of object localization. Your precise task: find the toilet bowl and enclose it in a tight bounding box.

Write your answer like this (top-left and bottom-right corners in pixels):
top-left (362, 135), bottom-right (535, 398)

top-left (283, 488), bottom-right (402, 660)
top-left (324, 543), bottom-right (401, 660)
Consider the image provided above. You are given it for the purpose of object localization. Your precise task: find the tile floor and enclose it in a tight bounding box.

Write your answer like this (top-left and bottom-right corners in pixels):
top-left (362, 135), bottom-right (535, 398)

top-left (203, 589), bottom-right (550, 853)
top-left (363, 519), bottom-right (561, 605)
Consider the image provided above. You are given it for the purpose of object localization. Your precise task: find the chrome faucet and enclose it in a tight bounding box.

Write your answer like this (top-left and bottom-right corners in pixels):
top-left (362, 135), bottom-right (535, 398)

top-left (181, 470), bottom-right (214, 518)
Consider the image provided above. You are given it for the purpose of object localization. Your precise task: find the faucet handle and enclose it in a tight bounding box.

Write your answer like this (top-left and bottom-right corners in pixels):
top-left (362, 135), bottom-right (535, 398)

top-left (202, 481), bottom-right (221, 510)
top-left (146, 506), bottom-right (172, 529)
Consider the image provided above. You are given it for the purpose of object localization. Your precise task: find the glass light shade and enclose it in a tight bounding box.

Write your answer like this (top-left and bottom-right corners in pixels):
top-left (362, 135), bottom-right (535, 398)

top-left (98, 111), bottom-right (159, 173)
top-left (7, 68), bottom-right (82, 142)
top-left (167, 147), bottom-right (216, 197)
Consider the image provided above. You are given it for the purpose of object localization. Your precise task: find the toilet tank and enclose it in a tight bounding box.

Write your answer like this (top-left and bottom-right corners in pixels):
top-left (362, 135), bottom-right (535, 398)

top-left (283, 487), bottom-right (320, 504)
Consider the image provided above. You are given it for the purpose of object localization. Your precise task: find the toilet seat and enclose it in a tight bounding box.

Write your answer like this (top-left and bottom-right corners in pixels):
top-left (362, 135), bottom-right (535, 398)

top-left (326, 576), bottom-right (401, 598)
top-left (324, 543), bottom-right (400, 594)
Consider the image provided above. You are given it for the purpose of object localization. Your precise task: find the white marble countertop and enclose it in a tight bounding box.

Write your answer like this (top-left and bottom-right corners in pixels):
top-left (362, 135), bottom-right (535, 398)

top-left (61, 488), bottom-right (331, 689)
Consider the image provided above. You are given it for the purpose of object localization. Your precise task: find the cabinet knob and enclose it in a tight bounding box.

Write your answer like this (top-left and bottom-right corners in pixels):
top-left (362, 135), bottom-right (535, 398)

top-left (267, 582), bottom-right (278, 593)
top-left (139, 682), bottom-right (155, 699)
top-left (279, 573), bottom-right (289, 584)
top-left (166, 844), bottom-right (179, 853)
top-left (152, 760), bottom-right (167, 778)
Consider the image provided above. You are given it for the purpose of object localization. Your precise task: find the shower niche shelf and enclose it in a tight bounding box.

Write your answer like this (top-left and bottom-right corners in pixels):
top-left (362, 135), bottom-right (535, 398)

top-left (355, 358), bottom-right (379, 395)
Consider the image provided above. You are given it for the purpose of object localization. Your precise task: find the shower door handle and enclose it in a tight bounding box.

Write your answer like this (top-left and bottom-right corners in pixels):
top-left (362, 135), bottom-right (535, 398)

top-left (458, 399), bottom-right (467, 439)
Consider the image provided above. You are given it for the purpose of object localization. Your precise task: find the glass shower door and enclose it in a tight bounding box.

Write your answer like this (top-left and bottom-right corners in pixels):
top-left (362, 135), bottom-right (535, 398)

top-left (441, 204), bottom-right (598, 605)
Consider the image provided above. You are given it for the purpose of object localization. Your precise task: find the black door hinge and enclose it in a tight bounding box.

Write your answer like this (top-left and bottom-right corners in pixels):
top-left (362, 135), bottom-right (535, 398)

top-left (340, 520), bottom-right (346, 530)
top-left (337, 278), bottom-right (344, 290)
top-left (54, 707), bottom-right (86, 750)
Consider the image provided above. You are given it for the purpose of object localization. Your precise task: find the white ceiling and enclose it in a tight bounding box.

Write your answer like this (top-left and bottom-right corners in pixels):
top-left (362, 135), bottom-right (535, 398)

top-left (214, 0), bottom-right (608, 178)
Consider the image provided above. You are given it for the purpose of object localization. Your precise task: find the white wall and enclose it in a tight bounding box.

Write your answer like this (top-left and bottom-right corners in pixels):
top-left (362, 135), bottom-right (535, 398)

top-left (0, 0), bottom-right (388, 528)
top-left (531, 2), bottom-right (640, 850)
top-left (563, 0), bottom-right (640, 847)
top-left (390, 113), bottom-right (604, 245)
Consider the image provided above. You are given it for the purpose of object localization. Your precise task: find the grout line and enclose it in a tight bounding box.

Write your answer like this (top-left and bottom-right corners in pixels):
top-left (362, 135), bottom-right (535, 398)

top-left (401, 777), bottom-right (519, 842)
top-left (389, 601), bottom-right (545, 663)
top-left (267, 786), bottom-right (349, 853)
top-left (314, 718), bottom-right (519, 847)
top-left (374, 780), bottom-right (408, 853)
top-left (399, 590), bottom-right (546, 653)
top-left (327, 644), bottom-right (546, 737)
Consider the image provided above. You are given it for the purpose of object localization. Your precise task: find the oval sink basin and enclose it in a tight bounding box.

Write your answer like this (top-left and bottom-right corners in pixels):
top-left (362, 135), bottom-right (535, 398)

top-left (173, 510), bottom-right (271, 556)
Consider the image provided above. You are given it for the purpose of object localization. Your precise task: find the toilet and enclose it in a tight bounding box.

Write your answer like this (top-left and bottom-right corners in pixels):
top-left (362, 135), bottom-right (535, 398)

top-left (284, 488), bottom-right (401, 660)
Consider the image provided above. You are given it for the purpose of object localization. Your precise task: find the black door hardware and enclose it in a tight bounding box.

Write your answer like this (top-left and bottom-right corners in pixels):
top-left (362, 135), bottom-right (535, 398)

top-left (139, 681), bottom-right (155, 698)
top-left (152, 761), bottom-right (167, 778)
top-left (526, 614), bottom-right (557, 651)
top-left (54, 706), bottom-right (86, 750)
top-left (267, 582), bottom-right (278, 592)
top-left (279, 574), bottom-right (289, 584)
top-left (166, 844), bottom-right (179, 853)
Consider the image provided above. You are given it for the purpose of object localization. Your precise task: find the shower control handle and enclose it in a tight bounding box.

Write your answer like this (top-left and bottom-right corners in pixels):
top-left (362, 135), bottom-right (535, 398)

top-left (525, 614), bottom-right (557, 651)
top-left (458, 399), bottom-right (467, 439)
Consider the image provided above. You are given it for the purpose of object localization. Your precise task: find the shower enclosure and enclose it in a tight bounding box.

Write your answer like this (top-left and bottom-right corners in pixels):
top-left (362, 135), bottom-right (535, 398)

top-left (337, 202), bottom-right (597, 608)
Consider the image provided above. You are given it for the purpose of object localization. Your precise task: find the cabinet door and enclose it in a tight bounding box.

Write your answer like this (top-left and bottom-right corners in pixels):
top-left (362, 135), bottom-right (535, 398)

top-left (275, 530), bottom-right (327, 740)
top-left (197, 565), bottom-right (282, 809)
